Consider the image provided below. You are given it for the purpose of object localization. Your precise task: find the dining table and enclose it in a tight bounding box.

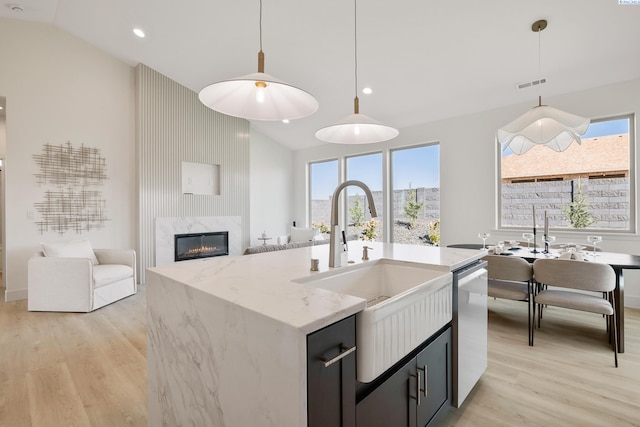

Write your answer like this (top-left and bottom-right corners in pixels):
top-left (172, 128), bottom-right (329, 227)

top-left (448, 243), bottom-right (640, 353)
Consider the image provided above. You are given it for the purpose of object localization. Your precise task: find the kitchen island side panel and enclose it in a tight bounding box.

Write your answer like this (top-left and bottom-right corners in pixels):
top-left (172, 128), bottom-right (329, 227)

top-left (147, 270), bottom-right (307, 427)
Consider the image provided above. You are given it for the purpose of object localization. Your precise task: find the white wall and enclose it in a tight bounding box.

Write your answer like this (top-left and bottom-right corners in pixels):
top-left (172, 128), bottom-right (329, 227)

top-left (0, 110), bottom-right (4, 269)
top-left (293, 78), bottom-right (640, 307)
top-left (250, 128), bottom-right (294, 246)
top-left (0, 18), bottom-right (135, 301)
top-left (0, 112), bottom-right (6, 155)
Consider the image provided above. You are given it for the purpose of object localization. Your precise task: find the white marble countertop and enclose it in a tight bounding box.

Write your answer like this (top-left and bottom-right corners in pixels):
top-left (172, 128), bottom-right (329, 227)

top-left (147, 241), bottom-right (486, 334)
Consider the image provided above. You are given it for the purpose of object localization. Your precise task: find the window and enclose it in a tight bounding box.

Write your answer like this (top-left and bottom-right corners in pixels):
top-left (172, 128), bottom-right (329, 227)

top-left (309, 159), bottom-right (338, 233)
top-left (346, 153), bottom-right (383, 242)
top-left (500, 115), bottom-right (633, 232)
top-left (390, 144), bottom-right (440, 245)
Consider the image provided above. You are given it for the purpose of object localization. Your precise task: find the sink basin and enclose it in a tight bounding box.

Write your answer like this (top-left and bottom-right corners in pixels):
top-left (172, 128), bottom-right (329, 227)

top-left (293, 259), bottom-right (452, 382)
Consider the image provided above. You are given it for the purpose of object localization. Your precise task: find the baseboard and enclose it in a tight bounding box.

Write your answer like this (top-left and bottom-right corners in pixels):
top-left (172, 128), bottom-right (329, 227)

top-left (624, 294), bottom-right (640, 310)
top-left (5, 288), bottom-right (27, 302)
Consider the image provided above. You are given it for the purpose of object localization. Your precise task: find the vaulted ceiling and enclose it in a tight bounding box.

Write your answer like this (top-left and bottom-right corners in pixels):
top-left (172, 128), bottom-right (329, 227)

top-left (2, 0), bottom-right (639, 150)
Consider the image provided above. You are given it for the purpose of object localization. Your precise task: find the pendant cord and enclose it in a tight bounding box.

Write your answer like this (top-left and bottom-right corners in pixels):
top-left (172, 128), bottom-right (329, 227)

top-left (537, 25), bottom-right (542, 106)
top-left (259, 0), bottom-right (263, 52)
top-left (354, 0), bottom-right (358, 101)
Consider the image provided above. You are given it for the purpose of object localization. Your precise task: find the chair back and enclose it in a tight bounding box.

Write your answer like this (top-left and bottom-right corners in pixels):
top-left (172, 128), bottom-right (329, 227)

top-left (533, 258), bottom-right (615, 292)
top-left (485, 255), bottom-right (533, 282)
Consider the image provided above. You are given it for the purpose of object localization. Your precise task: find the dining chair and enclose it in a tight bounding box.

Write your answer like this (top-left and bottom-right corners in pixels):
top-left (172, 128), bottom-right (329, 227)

top-left (532, 258), bottom-right (617, 367)
top-left (484, 255), bottom-right (534, 345)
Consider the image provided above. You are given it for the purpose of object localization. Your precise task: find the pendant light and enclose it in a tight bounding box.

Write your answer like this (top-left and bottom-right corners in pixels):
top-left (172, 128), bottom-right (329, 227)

top-left (498, 19), bottom-right (590, 155)
top-left (315, 0), bottom-right (398, 144)
top-left (198, 0), bottom-right (318, 121)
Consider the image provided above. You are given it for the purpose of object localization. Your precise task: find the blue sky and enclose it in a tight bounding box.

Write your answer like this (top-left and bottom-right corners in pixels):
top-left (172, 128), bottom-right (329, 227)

top-left (311, 145), bottom-right (440, 199)
top-left (582, 117), bottom-right (628, 138)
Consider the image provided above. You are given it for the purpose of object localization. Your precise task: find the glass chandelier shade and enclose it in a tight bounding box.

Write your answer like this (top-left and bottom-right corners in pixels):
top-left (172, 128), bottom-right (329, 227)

top-left (498, 100), bottom-right (591, 155)
top-left (315, 97), bottom-right (399, 144)
top-left (198, 2), bottom-right (318, 121)
top-left (497, 19), bottom-right (590, 154)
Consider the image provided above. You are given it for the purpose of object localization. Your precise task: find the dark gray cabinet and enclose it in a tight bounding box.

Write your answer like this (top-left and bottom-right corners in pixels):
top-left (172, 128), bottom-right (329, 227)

top-left (356, 327), bottom-right (452, 427)
top-left (307, 315), bottom-right (357, 427)
top-left (416, 327), bottom-right (452, 425)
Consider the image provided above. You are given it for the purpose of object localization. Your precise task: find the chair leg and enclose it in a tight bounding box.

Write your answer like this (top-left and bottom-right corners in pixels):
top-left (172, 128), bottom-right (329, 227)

top-left (531, 299), bottom-right (536, 346)
top-left (611, 291), bottom-right (618, 368)
top-left (528, 299), bottom-right (531, 346)
top-left (537, 301), bottom-right (543, 328)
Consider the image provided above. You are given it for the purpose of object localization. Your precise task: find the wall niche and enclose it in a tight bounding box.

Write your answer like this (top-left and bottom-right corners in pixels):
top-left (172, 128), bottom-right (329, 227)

top-left (181, 161), bottom-right (220, 196)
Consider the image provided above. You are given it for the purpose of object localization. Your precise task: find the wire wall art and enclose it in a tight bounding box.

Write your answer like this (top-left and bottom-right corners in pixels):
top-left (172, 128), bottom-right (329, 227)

top-left (33, 141), bottom-right (109, 234)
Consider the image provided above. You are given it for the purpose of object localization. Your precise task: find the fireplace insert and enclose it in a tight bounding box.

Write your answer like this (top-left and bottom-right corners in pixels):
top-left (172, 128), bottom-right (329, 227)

top-left (174, 231), bottom-right (229, 262)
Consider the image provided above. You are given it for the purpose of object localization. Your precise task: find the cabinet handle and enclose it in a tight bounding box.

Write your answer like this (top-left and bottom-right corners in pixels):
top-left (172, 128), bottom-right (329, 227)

top-left (418, 366), bottom-right (428, 398)
top-left (322, 345), bottom-right (356, 368)
top-left (409, 373), bottom-right (421, 406)
top-left (417, 370), bottom-right (422, 406)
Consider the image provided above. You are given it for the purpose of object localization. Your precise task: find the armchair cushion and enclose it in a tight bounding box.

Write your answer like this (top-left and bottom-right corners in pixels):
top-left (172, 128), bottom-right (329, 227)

top-left (41, 238), bottom-right (99, 265)
top-left (93, 264), bottom-right (135, 288)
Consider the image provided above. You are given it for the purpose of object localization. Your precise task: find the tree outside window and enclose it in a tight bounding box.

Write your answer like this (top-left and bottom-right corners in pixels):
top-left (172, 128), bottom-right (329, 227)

top-left (500, 116), bottom-right (632, 231)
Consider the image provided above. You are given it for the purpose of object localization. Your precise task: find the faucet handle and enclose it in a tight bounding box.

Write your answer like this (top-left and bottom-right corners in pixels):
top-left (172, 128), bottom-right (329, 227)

top-left (362, 246), bottom-right (373, 261)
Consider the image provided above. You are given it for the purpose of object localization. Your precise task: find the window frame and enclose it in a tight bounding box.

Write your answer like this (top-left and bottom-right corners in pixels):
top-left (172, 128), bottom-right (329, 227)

top-left (308, 158), bottom-right (339, 229)
top-left (497, 113), bottom-right (636, 234)
top-left (306, 142), bottom-right (441, 245)
top-left (389, 142), bottom-right (441, 244)
top-left (345, 151), bottom-right (384, 242)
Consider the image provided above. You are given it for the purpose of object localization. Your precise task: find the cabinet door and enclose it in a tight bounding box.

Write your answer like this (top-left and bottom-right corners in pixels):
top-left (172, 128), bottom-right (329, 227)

top-left (356, 358), bottom-right (417, 427)
top-left (307, 315), bottom-right (356, 427)
top-left (416, 327), bottom-right (452, 426)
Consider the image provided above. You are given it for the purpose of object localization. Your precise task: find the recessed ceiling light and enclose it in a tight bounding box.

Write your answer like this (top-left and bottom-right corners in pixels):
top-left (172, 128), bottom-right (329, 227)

top-left (0, 106), bottom-right (4, 110)
top-left (282, 119), bottom-right (290, 124)
top-left (133, 28), bottom-right (146, 38)
top-left (362, 87), bottom-right (372, 95)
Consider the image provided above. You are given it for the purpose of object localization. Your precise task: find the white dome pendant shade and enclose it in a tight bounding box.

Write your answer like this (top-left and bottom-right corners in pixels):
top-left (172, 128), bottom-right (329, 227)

top-left (315, 97), bottom-right (399, 144)
top-left (498, 97), bottom-right (590, 155)
top-left (198, 52), bottom-right (318, 121)
top-left (198, 1), bottom-right (318, 121)
top-left (497, 19), bottom-right (590, 155)
top-left (315, 0), bottom-right (398, 145)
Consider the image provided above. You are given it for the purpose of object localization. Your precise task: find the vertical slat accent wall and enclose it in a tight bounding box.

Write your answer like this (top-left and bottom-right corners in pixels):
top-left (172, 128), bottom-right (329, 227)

top-left (136, 64), bottom-right (250, 283)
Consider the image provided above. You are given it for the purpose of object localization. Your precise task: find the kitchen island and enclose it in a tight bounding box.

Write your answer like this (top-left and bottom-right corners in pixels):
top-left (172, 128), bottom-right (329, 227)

top-left (146, 241), bottom-right (485, 426)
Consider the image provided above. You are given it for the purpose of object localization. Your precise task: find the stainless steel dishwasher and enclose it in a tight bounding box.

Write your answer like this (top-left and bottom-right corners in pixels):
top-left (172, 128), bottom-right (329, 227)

top-left (451, 260), bottom-right (488, 407)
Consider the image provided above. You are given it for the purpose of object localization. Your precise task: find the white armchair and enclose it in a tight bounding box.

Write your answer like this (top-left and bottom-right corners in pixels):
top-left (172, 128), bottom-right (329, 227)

top-left (28, 247), bottom-right (137, 312)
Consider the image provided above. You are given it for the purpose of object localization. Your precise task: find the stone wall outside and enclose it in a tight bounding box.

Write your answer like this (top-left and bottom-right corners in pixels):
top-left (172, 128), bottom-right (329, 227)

top-left (311, 187), bottom-right (441, 226)
top-left (502, 177), bottom-right (629, 229)
top-left (311, 177), bottom-right (629, 233)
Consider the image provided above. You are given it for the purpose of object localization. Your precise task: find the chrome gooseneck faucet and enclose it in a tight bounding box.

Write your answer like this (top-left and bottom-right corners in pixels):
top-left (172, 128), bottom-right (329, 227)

top-left (329, 180), bottom-right (378, 268)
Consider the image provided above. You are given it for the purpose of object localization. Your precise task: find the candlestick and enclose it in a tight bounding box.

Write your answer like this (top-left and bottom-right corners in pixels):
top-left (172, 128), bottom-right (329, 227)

top-left (532, 205), bottom-right (538, 253)
top-left (544, 210), bottom-right (549, 253)
top-left (544, 211), bottom-right (549, 237)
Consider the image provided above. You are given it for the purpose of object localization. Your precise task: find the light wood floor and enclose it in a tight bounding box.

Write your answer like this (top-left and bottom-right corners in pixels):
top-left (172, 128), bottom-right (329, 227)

top-left (1, 285), bottom-right (639, 426)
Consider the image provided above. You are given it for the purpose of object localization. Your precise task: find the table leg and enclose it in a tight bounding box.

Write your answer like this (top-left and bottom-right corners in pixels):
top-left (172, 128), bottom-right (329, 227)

top-left (614, 268), bottom-right (624, 353)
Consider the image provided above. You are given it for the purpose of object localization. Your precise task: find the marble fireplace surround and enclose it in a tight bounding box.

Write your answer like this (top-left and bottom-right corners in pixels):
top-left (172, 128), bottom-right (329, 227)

top-left (155, 216), bottom-right (242, 267)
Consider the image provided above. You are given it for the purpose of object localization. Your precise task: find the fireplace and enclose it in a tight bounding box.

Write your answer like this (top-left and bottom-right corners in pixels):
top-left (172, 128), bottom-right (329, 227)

top-left (174, 231), bottom-right (229, 262)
